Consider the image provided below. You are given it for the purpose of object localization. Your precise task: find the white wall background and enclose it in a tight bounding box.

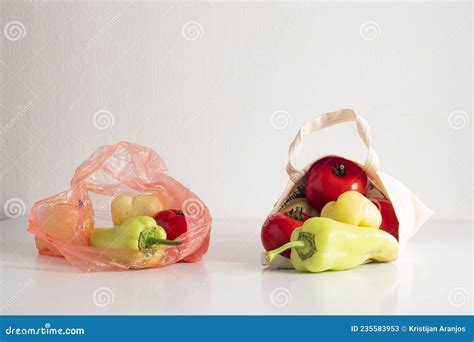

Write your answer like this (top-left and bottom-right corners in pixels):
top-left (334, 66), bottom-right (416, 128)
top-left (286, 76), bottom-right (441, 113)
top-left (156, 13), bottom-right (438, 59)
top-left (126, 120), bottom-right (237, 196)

top-left (1, 1), bottom-right (472, 221)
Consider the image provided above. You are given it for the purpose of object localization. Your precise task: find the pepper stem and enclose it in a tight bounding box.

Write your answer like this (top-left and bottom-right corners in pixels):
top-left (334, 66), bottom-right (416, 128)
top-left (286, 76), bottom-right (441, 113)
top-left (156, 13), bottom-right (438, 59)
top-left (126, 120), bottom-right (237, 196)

top-left (146, 238), bottom-right (182, 246)
top-left (265, 241), bottom-right (305, 263)
top-left (287, 206), bottom-right (305, 220)
top-left (138, 228), bottom-right (182, 249)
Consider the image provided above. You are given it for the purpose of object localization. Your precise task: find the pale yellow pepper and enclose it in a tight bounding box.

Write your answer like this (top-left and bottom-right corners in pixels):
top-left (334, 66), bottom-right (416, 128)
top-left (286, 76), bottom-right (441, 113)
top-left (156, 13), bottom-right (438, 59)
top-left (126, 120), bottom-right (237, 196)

top-left (111, 194), bottom-right (166, 226)
top-left (266, 217), bottom-right (399, 273)
top-left (321, 191), bottom-right (382, 228)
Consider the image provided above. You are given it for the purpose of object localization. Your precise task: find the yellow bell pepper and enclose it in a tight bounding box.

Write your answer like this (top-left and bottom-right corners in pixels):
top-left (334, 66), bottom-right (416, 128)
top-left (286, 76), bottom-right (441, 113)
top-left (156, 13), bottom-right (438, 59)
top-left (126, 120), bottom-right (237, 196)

top-left (265, 217), bottom-right (399, 273)
top-left (111, 194), bottom-right (166, 226)
top-left (321, 190), bottom-right (382, 228)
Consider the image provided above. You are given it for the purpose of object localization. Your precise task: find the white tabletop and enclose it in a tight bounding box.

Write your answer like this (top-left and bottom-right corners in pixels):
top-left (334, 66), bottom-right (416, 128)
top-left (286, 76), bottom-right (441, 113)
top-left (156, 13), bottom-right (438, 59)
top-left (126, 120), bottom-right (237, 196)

top-left (0, 217), bottom-right (472, 315)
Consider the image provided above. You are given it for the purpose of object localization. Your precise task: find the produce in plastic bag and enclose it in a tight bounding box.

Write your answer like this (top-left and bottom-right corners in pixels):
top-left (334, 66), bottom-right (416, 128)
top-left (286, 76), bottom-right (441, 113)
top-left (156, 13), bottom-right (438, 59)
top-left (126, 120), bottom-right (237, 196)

top-left (28, 141), bottom-right (211, 272)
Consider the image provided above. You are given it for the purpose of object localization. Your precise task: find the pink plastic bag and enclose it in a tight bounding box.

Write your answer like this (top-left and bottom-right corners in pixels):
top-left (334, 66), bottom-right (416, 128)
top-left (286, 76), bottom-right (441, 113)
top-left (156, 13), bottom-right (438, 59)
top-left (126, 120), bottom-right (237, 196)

top-left (27, 142), bottom-right (212, 272)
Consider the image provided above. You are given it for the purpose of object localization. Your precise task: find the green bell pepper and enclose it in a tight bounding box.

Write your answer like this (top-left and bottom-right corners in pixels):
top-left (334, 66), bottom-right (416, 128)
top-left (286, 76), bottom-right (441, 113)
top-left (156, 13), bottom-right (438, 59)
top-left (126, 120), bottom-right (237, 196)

top-left (265, 217), bottom-right (399, 272)
top-left (90, 216), bottom-right (181, 250)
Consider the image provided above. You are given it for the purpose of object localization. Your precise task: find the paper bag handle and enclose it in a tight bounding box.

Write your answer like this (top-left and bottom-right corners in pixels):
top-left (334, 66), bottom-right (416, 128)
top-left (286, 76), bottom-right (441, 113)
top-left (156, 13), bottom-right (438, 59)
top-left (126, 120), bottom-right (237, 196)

top-left (286, 108), bottom-right (380, 183)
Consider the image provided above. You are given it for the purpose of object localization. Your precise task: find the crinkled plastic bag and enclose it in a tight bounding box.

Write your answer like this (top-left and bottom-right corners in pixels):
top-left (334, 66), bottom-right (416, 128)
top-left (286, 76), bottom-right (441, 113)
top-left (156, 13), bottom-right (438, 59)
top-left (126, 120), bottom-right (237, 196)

top-left (28, 142), bottom-right (212, 272)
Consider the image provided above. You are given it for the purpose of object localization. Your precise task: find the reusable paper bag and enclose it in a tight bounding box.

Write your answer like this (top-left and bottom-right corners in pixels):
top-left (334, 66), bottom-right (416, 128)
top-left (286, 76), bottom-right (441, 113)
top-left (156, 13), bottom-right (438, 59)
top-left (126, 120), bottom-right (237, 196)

top-left (263, 109), bottom-right (433, 268)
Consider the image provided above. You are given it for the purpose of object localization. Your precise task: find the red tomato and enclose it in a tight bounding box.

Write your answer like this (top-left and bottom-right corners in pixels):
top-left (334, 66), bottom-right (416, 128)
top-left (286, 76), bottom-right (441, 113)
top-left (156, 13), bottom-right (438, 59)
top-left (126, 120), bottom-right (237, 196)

top-left (261, 207), bottom-right (310, 258)
top-left (370, 199), bottom-right (399, 240)
top-left (305, 156), bottom-right (368, 211)
top-left (154, 209), bottom-right (187, 240)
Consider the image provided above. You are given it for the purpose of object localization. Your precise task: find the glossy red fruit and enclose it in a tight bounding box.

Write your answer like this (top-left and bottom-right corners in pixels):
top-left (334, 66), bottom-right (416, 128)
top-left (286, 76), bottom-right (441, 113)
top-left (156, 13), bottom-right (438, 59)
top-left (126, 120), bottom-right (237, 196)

top-left (154, 209), bottom-right (187, 240)
top-left (261, 207), bottom-right (310, 258)
top-left (305, 156), bottom-right (368, 211)
top-left (370, 198), bottom-right (399, 240)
